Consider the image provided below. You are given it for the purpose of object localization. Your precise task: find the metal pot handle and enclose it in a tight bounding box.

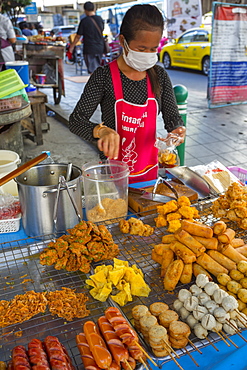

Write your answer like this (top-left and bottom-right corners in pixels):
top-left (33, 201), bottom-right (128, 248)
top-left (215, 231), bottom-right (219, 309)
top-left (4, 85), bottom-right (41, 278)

top-left (43, 184), bottom-right (77, 194)
top-left (53, 175), bottom-right (81, 234)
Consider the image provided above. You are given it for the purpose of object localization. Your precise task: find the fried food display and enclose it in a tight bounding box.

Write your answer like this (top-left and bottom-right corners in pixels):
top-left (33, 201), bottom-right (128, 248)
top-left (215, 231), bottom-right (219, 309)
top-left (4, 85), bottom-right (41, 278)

top-left (119, 217), bottom-right (154, 236)
top-left (152, 219), bottom-right (247, 291)
top-left (86, 258), bottom-right (151, 306)
top-left (39, 220), bottom-right (119, 273)
top-left (212, 182), bottom-right (247, 229)
top-left (0, 288), bottom-right (89, 328)
top-left (154, 196), bottom-right (200, 233)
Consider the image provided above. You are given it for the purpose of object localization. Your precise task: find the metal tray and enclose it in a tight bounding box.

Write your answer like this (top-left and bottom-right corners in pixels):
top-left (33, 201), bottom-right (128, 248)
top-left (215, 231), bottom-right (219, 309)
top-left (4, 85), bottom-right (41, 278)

top-left (0, 205), bottom-right (247, 367)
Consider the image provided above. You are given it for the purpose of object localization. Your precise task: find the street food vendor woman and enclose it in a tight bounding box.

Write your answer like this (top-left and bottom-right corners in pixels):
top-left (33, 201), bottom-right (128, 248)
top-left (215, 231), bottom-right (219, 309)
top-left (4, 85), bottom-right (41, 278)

top-left (69, 4), bottom-right (186, 184)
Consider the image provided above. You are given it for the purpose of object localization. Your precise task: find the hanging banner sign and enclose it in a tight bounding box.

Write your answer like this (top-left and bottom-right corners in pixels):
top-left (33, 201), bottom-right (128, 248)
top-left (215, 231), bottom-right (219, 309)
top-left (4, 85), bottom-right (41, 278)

top-left (167, 0), bottom-right (202, 39)
top-left (208, 2), bottom-right (247, 108)
top-left (25, 2), bottom-right (37, 15)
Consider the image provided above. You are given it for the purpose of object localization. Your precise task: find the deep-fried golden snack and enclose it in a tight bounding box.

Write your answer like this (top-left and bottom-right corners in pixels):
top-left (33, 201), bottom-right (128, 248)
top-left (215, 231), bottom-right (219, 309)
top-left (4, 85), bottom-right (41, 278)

top-left (40, 248), bottom-right (58, 266)
top-left (163, 259), bottom-right (184, 291)
top-left (166, 212), bottom-right (181, 221)
top-left (167, 219), bottom-right (181, 233)
top-left (178, 206), bottom-right (195, 219)
top-left (154, 215), bottom-right (167, 227)
top-left (119, 219), bottom-right (130, 233)
top-left (177, 196), bottom-right (191, 207)
top-left (157, 200), bottom-right (178, 215)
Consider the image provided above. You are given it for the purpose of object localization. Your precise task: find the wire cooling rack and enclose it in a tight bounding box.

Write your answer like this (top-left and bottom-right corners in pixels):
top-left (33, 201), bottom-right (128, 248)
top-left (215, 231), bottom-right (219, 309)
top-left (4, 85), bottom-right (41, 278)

top-left (1, 204), bottom-right (247, 367)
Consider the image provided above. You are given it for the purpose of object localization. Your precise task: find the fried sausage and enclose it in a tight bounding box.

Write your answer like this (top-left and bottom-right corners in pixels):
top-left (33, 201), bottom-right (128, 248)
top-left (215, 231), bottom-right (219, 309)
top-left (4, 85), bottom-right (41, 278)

top-left (160, 248), bottom-right (174, 277)
top-left (169, 241), bottom-right (196, 264)
top-left (207, 250), bottom-right (237, 271)
top-left (194, 236), bottom-right (218, 250)
top-left (175, 229), bottom-right (205, 256)
top-left (28, 339), bottom-right (50, 370)
top-left (192, 263), bottom-right (213, 280)
top-left (180, 263), bottom-right (192, 284)
top-left (44, 336), bottom-right (74, 370)
top-left (213, 221), bottom-right (227, 235)
top-left (181, 220), bottom-right (213, 238)
top-left (218, 228), bottom-right (236, 244)
top-left (163, 259), bottom-right (184, 291)
top-left (221, 244), bottom-right (247, 263)
top-left (196, 253), bottom-right (228, 276)
top-left (97, 316), bottom-right (129, 365)
top-left (83, 321), bottom-right (112, 369)
top-left (76, 333), bottom-right (101, 370)
top-left (0, 363), bottom-right (6, 370)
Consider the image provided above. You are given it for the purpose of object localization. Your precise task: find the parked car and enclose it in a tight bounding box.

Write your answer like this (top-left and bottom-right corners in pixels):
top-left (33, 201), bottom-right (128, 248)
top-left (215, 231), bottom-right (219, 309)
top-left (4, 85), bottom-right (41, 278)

top-left (159, 27), bottom-right (211, 75)
top-left (50, 25), bottom-right (76, 40)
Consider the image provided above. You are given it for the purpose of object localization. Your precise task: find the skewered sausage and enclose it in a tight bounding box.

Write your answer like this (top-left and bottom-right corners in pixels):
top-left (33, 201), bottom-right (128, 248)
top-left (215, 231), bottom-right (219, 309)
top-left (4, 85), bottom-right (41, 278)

top-left (28, 339), bottom-right (50, 370)
top-left (97, 316), bottom-right (129, 365)
top-left (11, 346), bottom-right (30, 370)
top-left (76, 333), bottom-right (101, 370)
top-left (44, 336), bottom-right (75, 370)
top-left (83, 321), bottom-right (112, 369)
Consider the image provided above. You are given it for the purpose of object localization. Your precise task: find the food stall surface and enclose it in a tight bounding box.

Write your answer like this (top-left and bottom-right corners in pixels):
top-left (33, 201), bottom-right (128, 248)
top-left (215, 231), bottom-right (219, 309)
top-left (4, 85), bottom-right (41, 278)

top-left (1, 201), bottom-right (247, 369)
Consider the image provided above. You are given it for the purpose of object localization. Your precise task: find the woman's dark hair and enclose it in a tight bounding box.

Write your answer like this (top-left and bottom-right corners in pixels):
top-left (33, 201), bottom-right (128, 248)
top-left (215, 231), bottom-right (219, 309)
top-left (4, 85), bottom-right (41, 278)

top-left (120, 4), bottom-right (164, 96)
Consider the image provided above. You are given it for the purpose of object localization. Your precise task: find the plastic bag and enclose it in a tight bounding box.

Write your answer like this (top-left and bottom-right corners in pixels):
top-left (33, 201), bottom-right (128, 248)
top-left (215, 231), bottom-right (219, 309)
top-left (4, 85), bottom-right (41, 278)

top-left (190, 160), bottom-right (242, 194)
top-left (41, 63), bottom-right (56, 84)
top-left (0, 192), bottom-right (21, 220)
top-left (155, 138), bottom-right (180, 168)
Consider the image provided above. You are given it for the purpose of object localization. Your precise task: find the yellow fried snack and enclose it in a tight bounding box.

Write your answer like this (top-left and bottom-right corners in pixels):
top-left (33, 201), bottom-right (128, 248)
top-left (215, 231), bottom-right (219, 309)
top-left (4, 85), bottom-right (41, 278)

top-left (178, 206), bottom-right (195, 219)
top-left (119, 217), bottom-right (154, 236)
top-left (154, 215), bottom-right (167, 227)
top-left (167, 219), bottom-right (181, 233)
top-left (166, 212), bottom-right (181, 221)
top-left (86, 258), bottom-right (151, 305)
top-left (157, 200), bottom-right (178, 215)
top-left (177, 196), bottom-right (191, 207)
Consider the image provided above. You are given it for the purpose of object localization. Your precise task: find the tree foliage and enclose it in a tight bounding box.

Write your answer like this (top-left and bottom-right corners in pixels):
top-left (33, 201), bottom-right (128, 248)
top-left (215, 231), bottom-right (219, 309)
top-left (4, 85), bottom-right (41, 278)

top-left (1, 0), bottom-right (32, 26)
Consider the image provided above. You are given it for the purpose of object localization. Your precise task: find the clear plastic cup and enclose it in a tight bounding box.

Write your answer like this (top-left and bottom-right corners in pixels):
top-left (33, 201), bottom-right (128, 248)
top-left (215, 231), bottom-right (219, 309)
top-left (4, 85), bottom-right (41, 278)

top-left (82, 160), bottom-right (129, 223)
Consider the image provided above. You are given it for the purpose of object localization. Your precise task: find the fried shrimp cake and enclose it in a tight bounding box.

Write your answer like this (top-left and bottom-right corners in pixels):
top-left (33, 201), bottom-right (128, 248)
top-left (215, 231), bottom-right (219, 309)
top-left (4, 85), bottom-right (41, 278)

top-left (54, 238), bottom-right (69, 258)
top-left (54, 251), bottom-right (71, 270)
top-left (40, 248), bottom-right (58, 266)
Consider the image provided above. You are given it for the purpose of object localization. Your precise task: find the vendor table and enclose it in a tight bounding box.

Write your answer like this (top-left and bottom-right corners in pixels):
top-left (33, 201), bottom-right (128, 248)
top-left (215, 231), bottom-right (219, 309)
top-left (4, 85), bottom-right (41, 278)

top-left (1, 191), bottom-right (247, 370)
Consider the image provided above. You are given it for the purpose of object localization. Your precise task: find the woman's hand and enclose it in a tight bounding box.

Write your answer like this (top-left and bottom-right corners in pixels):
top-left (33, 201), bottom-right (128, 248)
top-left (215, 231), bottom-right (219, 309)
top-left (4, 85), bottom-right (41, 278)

top-left (97, 127), bottom-right (120, 159)
top-left (163, 126), bottom-right (186, 147)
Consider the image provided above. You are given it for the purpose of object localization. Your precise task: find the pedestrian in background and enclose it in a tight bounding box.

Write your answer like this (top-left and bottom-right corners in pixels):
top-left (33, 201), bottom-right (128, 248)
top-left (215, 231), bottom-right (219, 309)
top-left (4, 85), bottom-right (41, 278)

top-left (30, 24), bottom-right (38, 36)
top-left (69, 4), bottom-right (185, 184)
top-left (0, 1), bottom-right (16, 71)
top-left (69, 1), bottom-right (104, 74)
top-left (21, 23), bottom-right (32, 37)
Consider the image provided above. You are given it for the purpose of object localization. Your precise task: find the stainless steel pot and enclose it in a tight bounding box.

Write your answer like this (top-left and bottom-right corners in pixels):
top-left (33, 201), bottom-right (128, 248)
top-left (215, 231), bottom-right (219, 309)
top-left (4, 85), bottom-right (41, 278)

top-left (15, 164), bottom-right (82, 237)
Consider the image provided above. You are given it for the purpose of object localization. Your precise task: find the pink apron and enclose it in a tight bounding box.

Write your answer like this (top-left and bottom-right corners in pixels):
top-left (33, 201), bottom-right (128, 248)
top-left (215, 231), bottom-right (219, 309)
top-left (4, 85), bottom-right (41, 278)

top-left (109, 60), bottom-right (158, 184)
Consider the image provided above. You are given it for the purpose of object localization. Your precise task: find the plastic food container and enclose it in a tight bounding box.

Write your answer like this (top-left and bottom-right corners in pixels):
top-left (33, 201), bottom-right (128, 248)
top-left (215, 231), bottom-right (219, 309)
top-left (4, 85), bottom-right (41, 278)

top-left (227, 166), bottom-right (247, 185)
top-left (155, 138), bottom-right (180, 168)
top-left (82, 160), bottom-right (129, 223)
top-left (35, 74), bottom-right (46, 85)
top-left (0, 69), bottom-right (27, 98)
top-left (0, 216), bottom-right (21, 233)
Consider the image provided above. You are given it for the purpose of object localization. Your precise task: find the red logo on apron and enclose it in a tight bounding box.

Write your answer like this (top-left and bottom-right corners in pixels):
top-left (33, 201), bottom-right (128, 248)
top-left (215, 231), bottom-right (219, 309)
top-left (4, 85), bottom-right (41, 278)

top-left (109, 60), bottom-right (158, 184)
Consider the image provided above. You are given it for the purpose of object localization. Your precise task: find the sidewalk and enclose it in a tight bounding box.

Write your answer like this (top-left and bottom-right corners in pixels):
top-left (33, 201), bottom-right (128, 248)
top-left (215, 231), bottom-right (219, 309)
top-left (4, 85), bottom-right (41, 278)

top-left (23, 61), bottom-right (247, 170)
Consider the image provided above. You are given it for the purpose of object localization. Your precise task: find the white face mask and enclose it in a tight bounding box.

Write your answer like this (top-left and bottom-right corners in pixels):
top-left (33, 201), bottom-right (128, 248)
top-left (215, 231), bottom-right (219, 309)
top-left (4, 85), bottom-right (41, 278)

top-left (123, 39), bottom-right (158, 72)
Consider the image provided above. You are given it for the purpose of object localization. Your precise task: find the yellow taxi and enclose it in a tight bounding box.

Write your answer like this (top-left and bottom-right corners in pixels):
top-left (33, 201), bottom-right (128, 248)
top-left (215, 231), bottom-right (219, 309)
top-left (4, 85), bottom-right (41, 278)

top-left (159, 27), bottom-right (211, 75)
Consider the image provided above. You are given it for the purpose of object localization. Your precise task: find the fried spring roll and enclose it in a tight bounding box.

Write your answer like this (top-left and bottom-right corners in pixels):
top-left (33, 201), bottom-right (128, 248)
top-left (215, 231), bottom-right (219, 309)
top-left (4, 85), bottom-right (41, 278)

top-left (169, 241), bottom-right (197, 264)
top-left (162, 234), bottom-right (177, 244)
top-left (196, 253), bottom-right (228, 276)
top-left (181, 220), bottom-right (213, 238)
top-left (207, 250), bottom-right (237, 271)
top-left (218, 228), bottom-right (236, 244)
top-left (163, 259), bottom-right (184, 291)
top-left (221, 244), bottom-right (247, 263)
top-left (180, 263), bottom-right (193, 284)
top-left (231, 238), bottom-right (245, 248)
top-left (194, 236), bottom-right (218, 250)
top-left (235, 245), bottom-right (247, 257)
top-left (213, 220), bottom-right (227, 235)
top-left (175, 229), bottom-right (205, 256)
top-left (192, 263), bottom-right (213, 281)
top-left (161, 249), bottom-right (174, 277)
top-left (153, 243), bottom-right (171, 256)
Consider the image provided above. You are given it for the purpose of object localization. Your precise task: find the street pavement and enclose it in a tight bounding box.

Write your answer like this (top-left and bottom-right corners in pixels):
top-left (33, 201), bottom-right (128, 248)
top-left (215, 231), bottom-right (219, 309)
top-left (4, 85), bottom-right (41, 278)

top-left (23, 61), bottom-right (247, 171)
